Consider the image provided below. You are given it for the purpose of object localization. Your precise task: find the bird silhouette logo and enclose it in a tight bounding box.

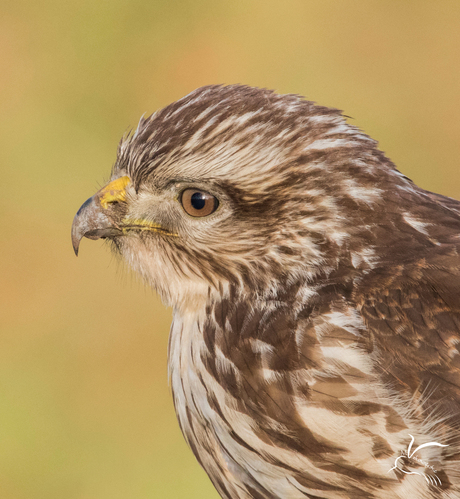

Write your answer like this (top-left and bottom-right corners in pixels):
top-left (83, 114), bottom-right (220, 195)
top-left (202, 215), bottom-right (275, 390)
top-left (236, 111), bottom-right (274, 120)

top-left (388, 434), bottom-right (448, 486)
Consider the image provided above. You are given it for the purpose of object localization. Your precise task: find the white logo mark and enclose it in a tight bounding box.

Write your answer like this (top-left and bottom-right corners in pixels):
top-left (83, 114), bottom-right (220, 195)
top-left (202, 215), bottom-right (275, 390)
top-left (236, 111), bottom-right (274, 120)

top-left (388, 434), bottom-right (448, 486)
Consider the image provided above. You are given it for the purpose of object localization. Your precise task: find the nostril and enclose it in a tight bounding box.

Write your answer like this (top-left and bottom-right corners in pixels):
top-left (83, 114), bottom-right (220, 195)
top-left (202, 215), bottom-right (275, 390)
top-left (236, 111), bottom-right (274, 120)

top-left (100, 193), bottom-right (125, 209)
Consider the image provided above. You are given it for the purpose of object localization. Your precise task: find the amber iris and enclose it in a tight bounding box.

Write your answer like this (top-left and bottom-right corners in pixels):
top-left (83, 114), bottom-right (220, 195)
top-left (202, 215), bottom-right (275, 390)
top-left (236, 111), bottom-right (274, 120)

top-left (181, 189), bottom-right (219, 217)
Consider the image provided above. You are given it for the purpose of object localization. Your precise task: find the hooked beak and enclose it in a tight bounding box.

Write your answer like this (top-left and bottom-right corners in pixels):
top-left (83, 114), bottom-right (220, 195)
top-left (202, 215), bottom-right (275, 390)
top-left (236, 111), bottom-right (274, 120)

top-left (71, 176), bottom-right (131, 256)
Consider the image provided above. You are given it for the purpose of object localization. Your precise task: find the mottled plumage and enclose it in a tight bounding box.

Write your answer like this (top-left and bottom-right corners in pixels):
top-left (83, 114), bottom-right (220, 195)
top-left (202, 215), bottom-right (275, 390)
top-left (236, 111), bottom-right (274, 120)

top-left (72, 85), bottom-right (460, 498)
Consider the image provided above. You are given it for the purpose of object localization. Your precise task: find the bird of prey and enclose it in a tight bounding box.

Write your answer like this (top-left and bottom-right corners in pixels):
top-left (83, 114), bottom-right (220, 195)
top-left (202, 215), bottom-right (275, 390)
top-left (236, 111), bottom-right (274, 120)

top-left (72, 85), bottom-right (460, 499)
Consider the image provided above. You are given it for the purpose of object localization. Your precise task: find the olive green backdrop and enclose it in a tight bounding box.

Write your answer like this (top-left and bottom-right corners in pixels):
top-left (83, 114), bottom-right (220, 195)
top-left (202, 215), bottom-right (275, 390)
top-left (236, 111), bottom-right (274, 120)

top-left (1, 1), bottom-right (460, 498)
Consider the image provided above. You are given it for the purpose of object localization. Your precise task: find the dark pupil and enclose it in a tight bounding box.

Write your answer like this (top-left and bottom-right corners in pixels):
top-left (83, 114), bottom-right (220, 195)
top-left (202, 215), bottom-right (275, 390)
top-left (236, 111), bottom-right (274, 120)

top-left (191, 192), bottom-right (206, 210)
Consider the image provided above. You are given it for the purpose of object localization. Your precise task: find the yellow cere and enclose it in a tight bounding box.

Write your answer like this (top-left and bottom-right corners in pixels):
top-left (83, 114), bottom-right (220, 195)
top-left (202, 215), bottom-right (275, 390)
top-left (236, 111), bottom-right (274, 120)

top-left (99, 176), bottom-right (131, 209)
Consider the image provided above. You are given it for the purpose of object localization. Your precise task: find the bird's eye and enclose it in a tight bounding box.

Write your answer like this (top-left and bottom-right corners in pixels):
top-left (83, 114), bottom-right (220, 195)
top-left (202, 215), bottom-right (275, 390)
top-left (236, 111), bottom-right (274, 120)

top-left (180, 189), bottom-right (219, 217)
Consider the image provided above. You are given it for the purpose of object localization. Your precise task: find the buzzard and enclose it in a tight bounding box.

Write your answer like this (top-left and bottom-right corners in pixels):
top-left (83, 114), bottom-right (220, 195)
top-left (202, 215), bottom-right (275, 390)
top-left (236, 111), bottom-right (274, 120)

top-left (72, 85), bottom-right (460, 498)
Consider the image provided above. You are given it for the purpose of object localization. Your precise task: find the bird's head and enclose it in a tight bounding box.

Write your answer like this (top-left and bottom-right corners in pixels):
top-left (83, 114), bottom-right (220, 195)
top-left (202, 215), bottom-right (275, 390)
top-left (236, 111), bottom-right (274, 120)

top-left (72, 85), bottom-right (403, 311)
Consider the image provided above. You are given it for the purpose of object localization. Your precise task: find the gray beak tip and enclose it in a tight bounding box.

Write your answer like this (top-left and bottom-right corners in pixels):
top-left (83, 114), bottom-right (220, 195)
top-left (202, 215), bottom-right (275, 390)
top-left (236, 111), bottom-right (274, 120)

top-left (72, 241), bottom-right (80, 257)
top-left (71, 196), bottom-right (94, 257)
top-left (71, 194), bottom-right (123, 256)
top-left (71, 214), bottom-right (83, 256)
top-left (72, 176), bottom-right (131, 256)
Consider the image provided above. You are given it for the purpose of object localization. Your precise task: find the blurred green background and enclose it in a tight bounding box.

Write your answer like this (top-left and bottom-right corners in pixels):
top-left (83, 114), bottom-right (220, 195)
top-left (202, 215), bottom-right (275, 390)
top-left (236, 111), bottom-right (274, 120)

top-left (1, 1), bottom-right (460, 498)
